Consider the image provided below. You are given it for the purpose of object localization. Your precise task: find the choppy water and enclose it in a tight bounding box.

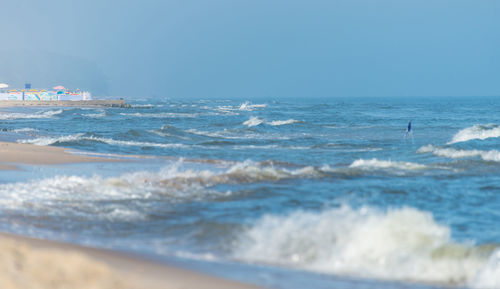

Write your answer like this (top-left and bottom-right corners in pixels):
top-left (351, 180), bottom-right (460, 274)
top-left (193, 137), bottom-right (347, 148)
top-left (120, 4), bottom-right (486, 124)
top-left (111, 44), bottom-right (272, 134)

top-left (1, 97), bottom-right (500, 289)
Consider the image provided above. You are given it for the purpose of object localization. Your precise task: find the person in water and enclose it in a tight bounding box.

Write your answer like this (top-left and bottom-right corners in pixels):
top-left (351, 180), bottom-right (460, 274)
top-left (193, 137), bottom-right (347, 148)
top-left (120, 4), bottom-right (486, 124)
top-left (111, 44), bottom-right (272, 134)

top-left (405, 120), bottom-right (412, 138)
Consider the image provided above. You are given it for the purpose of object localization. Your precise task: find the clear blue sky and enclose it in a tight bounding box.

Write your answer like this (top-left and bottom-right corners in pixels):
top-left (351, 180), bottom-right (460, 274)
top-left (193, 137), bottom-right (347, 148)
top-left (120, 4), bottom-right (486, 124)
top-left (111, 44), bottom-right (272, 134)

top-left (0, 0), bottom-right (499, 98)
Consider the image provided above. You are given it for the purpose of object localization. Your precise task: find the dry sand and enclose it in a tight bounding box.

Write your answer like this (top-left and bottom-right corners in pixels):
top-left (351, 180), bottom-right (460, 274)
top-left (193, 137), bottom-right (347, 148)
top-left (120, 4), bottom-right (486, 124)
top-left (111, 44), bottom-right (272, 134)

top-left (0, 233), bottom-right (263, 289)
top-left (0, 141), bottom-right (117, 169)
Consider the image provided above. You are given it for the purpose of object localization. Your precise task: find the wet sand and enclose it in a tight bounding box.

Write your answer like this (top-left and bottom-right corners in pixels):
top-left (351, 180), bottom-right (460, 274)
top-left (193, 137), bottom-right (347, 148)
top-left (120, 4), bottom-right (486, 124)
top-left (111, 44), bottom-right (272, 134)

top-left (0, 141), bottom-right (117, 169)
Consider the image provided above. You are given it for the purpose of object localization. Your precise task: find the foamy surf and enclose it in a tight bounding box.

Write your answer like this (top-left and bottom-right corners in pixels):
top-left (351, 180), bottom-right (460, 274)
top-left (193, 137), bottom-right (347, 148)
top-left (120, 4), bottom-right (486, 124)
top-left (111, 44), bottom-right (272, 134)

top-left (119, 112), bottom-right (198, 118)
top-left (243, 117), bottom-right (300, 127)
top-left (0, 109), bottom-right (63, 120)
top-left (238, 101), bottom-right (267, 111)
top-left (243, 116), bottom-right (264, 127)
top-left (233, 206), bottom-right (500, 288)
top-left (448, 124), bottom-right (500, 144)
top-left (0, 160), bottom-right (331, 220)
top-left (418, 145), bottom-right (500, 162)
top-left (268, 119), bottom-right (300, 126)
top-left (19, 134), bottom-right (189, 149)
top-left (349, 158), bottom-right (427, 171)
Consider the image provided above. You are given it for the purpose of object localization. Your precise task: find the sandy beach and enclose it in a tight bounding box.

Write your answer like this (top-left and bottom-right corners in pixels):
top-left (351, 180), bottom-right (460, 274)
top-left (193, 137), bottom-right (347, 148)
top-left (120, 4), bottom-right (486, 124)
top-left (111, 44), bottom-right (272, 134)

top-left (0, 232), bottom-right (262, 289)
top-left (0, 141), bottom-right (117, 170)
top-left (0, 141), bottom-right (263, 289)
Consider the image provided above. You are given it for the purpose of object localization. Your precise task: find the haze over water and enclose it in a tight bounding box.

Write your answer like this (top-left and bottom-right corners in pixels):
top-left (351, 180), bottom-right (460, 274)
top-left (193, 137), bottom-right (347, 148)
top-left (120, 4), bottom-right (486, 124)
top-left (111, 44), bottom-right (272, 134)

top-left (0, 97), bottom-right (499, 288)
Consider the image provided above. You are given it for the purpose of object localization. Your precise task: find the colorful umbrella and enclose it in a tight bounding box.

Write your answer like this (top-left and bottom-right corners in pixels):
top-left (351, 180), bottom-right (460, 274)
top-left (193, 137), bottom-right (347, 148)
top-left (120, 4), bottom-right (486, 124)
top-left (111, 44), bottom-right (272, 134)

top-left (0, 83), bottom-right (8, 89)
top-left (52, 85), bottom-right (65, 90)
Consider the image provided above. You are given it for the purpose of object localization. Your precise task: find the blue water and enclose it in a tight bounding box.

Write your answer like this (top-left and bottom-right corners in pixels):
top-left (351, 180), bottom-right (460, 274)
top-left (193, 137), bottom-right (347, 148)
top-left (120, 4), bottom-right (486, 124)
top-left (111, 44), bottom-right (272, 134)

top-left (1, 97), bottom-right (500, 289)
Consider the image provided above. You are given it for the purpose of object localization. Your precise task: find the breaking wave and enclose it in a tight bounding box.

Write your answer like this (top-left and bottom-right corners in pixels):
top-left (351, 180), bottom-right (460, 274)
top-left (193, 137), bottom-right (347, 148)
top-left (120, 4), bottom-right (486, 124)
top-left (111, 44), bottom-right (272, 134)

top-left (349, 158), bottom-right (427, 171)
top-left (268, 119), bottom-right (300, 126)
top-left (243, 117), bottom-right (300, 127)
top-left (0, 109), bottom-right (63, 120)
top-left (0, 160), bottom-right (332, 221)
top-left (19, 134), bottom-right (189, 149)
top-left (84, 111), bottom-right (106, 118)
top-left (448, 124), bottom-right (500, 144)
top-left (233, 206), bottom-right (500, 288)
top-left (238, 101), bottom-right (267, 111)
top-left (243, 116), bottom-right (264, 127)
top-left (119, 112), bottom-right (198, 118)
top-left (418, 145), bottom-right (500, 162)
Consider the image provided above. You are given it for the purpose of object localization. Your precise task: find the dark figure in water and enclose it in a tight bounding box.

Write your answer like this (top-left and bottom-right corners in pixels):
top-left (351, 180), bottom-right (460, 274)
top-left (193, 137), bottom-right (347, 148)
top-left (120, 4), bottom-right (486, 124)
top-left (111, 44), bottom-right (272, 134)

top-left (405, 120), bottom-right (412, 138)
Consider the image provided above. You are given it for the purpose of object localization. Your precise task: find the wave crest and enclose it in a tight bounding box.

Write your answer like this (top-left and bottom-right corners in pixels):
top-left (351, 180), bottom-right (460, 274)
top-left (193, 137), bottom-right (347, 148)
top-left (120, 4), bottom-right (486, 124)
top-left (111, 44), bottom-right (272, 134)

top-left (0, 109), bottom-right (63, 120)
top-left (449, 124), bottom-right (500, 144)
top-left (418, 145), bottom-right (500, 162)
top-left (349, 158), bottom-right (427, 171)
top-left (238, 101), bottom-right (267, 111)
top-left (243, 116), bottom-right (264, 127)
top-left (233, 206), bottom-right (500, 287)
top-left (268, 119), bottom-right (300, 126)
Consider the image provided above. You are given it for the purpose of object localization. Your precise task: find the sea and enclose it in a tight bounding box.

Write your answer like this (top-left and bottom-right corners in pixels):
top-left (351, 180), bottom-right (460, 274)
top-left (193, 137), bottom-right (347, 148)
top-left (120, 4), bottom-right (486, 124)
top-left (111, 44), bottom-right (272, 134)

top-left (0, 96), bottom-right (499, 289)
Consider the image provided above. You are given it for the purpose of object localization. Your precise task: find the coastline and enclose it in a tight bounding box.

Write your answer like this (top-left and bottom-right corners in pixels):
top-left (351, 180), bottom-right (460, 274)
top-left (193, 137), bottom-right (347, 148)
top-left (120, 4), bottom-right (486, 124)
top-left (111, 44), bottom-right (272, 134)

top-left (0, 141), bottom-right (119, 170)
top-left (0, 232), bottom-right (263, 289)
top-left (0, 140), bottom-right (264, 289)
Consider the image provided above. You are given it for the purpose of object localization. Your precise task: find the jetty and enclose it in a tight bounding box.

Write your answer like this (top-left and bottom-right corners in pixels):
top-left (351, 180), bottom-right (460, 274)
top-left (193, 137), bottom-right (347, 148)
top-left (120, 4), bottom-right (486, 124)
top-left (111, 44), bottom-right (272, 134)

top-left (0, 99), bottom-right (130, 108)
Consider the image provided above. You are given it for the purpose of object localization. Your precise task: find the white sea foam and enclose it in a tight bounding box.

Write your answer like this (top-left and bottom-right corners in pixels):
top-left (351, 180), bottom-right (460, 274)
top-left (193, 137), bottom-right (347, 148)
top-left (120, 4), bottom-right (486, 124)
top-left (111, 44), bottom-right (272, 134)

top-left (19, 133), bottom-right (85, 146)
top-left (418, 145), bottom-right (500, 162)
top-left (233, 206), bottom-right (500, 287)
top-left (243, 117), bottom-right (300, 127)
top-left (238, 101), bottom-right (267, 111)
top-left (119, 112), bottom-right (198, 118)
top-left (268, 119), bottom-right (300, 126)
top-left (19, 134), bottom-right (188, 149)
top-left (243, 116), bottom-right (264, 127)
top-left (0, 109), bottom-right (63, 120)
top-left (449, 124), bottom-right (500, 144)
top-left (349, 158), bottom-right (427, 171)
top-left (0, 160), bottom-right (329, 221)
top-left (85, 111), bottom-right (106, 118)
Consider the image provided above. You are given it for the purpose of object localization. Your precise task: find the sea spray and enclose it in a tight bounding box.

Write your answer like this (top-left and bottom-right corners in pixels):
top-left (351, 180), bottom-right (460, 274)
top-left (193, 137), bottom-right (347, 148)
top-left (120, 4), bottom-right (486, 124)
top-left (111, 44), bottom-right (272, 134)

top-left (448, 124), bottom-right (500, 144)
top-left (233, 206), bottom-right (498, 287)
top-left (418, 145), bottom-right (500, 162)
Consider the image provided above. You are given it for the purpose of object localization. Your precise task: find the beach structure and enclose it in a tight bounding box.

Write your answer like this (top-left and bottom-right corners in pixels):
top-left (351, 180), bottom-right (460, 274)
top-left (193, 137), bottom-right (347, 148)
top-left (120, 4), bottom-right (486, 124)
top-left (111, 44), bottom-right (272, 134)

top-left (0, 83), bottom-right (91, 101)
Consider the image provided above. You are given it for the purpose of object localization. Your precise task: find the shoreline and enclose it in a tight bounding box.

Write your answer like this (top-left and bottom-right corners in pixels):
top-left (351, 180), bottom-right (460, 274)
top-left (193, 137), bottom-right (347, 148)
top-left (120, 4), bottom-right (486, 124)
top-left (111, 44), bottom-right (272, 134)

top-left (0, 232), bottom-right (263, 289)
top-left (0, 141), bottom-right (119, 170)
top-left (0, 140), bottom-right (265, 289)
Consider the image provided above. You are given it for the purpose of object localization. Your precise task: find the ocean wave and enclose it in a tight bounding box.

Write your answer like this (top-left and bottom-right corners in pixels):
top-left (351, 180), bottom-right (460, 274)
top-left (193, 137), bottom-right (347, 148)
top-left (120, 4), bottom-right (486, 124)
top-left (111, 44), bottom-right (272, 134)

top-left (238, 101), bottom-right (267, 111)
top-left (233, 206), bottom-right (500, 288)
top-left (448, 124), bottom-right (500, 144)
top-left (11, 127), bottom-right (39, 133)
top-left (0, 160), bottom-right (330, 221)
top-left (268, 119), bottom-right (300, 126)
top-left (418, 145), bottom-right (500, 162)
top-left (349, 158), bottom-right (427, 171)
top-left (0, 109), bottom-right (63, 120)
top-left (84, 111), bottom-right (106, 118)
top-left (119, 112), bottom-right (198, 118)
top-left (243, 117), bottom-right (300, 127)
top-left (243, 116), bottom-right (264, 127)
top-left (19, 134), bottom-right (189, 149)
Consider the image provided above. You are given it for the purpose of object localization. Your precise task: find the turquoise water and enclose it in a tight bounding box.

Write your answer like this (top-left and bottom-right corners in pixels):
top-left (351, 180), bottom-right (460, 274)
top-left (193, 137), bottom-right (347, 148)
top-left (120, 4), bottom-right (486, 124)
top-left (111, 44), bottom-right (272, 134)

top-left (0, 97), bottom-right (500, 288)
